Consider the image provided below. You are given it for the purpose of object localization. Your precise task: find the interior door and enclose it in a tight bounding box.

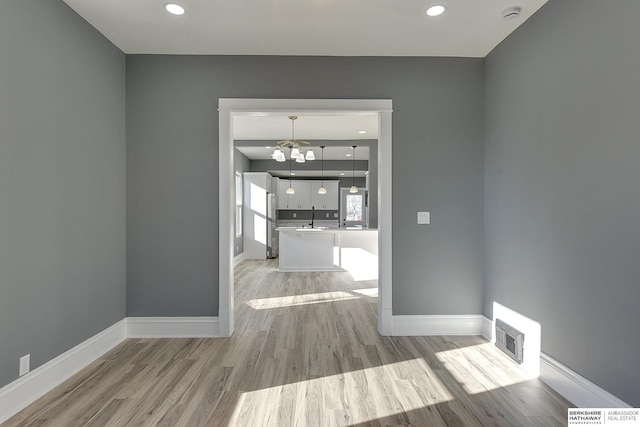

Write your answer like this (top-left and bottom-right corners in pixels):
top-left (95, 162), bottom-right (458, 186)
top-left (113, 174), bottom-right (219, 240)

top-left (340, 188), bottom-right (368, 228)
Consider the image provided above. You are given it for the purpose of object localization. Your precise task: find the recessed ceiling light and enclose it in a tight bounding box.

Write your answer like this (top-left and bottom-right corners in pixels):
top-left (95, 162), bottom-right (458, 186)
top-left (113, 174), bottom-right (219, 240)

top-left (290, 172), bottom-right (295, 176)
top-left (346, 153), bottom-right (352, 157)
top-left (164, 3), bottom-right (185, 15)
top-left (426, 5), bottom-right (446, 17)
top-left (264, 146), bottom-right (271, 149)
top-left (358, 130), bottom-right (367, 134)
top-left (340, 173), bottom-right (345, 176)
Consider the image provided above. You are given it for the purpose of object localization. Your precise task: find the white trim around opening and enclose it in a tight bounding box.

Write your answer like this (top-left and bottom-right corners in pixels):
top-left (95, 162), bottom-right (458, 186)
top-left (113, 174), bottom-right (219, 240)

top-left (218, 98), bottom-right (393, 337)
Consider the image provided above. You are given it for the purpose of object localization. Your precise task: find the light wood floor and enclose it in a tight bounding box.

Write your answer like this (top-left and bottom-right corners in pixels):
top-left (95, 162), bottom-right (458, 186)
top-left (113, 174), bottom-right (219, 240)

top-left (4, 259), bottom-right (571, 426)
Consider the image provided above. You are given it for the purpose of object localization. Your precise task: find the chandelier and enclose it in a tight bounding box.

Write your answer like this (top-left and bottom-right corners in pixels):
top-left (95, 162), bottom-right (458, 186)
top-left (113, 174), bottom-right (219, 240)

top-left (272, 116), bottom-right (315, 163)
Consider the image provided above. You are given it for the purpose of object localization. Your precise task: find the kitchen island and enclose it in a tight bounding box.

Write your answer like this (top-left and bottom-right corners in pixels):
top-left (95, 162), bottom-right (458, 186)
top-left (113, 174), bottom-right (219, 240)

top-left (277, 227), bottom-right (378, 277)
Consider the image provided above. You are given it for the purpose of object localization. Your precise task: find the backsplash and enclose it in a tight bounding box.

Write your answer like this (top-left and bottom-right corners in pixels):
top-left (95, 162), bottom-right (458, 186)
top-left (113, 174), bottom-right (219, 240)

top-left (277, 210), bottom-right (339, 221)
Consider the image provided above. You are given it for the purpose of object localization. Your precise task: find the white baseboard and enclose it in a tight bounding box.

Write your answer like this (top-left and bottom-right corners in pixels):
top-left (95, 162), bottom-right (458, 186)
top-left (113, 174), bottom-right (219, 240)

top-left (0, 316), bottom-right (220, 423)
top-left (233, 253), bottom-right (246, 265)
top-left (126, 317), bottom-right (219, 338)
top-left (378, 308), bottom-right (393, 336)
top-left (539, 353), bottom-right (631, 408)
top-left (392, 315), bottom-right (485, 336)
top-left (481, 316), bottom-right (493, 341)
top-left (0, 319), bottom-right (127, 424)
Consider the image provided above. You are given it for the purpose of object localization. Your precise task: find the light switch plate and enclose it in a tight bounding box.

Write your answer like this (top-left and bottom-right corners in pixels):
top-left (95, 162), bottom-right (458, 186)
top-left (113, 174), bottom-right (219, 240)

top-left (417, 211), bottom-right (430, 225)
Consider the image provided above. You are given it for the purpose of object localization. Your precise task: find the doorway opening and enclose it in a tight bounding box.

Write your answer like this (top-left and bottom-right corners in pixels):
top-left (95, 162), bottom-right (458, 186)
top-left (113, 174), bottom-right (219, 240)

top-left (340, 187), bottom-right (368, 228)
top-left (219, 99), bottom-right (392, 337)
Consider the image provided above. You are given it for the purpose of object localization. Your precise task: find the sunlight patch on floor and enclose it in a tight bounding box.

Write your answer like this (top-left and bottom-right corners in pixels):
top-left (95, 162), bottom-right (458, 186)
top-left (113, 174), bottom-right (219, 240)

top-left (351, 287), bottom-right (378, 298)
top-left (435, 342), bottom-right (533, 395)
top-left (227, 359), bottom-right (453, 426)
top-left (246, 291), bottom-right (360, 310)
top-left (340, 247), bottom-right (378, 281)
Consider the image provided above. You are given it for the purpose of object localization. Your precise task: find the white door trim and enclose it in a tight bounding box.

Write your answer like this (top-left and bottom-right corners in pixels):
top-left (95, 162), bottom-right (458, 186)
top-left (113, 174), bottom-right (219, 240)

top-left (218, 98), bottom-right (393, 337)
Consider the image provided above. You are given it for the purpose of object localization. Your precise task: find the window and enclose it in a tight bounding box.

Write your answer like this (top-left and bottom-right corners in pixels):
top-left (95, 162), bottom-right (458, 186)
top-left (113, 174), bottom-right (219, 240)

top-left (235, 171), bottom-right (243, 237)
top-left (346, 194), bottom-right (363, 221)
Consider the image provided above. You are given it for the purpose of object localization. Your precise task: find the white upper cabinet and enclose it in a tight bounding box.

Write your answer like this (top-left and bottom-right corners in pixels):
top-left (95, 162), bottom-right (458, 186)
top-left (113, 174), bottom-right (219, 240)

top-left (277, 179), bottom-right (293, 209)
top-left (310, 181), bottom-right (339, 210)
top-left (278, 180), bottom-right (339, 210)
top-left (293, 181), bottom-right (311, 210)
top-left (278, 180), bottom-right (309, 209)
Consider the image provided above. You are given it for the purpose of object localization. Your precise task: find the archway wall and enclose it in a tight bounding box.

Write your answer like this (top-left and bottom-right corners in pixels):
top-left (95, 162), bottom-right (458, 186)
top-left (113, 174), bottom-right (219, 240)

top-left (126, 56), bottom-right (484, 321)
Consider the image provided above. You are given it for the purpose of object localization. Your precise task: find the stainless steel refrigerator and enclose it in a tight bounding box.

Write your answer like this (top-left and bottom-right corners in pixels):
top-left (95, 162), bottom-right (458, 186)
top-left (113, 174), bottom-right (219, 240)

top-left (266, 193), bottom-right (278, 258)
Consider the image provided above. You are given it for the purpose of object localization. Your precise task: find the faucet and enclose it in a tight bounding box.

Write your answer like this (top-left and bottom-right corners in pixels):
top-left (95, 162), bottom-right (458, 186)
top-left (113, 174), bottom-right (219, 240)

top-left (310, 206), bottom-right (315, 228)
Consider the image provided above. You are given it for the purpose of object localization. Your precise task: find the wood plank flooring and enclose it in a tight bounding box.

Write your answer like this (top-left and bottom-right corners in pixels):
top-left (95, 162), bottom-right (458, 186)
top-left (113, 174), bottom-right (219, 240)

top-left (4, 259), bottom-right (571, 426)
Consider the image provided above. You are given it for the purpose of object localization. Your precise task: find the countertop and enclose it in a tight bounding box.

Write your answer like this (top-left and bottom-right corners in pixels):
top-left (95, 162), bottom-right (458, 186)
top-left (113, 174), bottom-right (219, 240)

top-left (276, 226), bottom-right (377, 232)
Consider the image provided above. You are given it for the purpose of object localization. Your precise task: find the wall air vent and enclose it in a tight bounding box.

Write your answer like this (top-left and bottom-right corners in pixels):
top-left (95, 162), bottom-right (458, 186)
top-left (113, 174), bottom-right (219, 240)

top-left (495, 319), bottom-right (524, 364)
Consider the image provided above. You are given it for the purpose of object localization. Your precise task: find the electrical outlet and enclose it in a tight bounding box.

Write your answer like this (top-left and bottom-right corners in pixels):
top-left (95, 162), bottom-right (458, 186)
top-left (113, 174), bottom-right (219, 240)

top-left (326, 213), bottom-right (329, 218)
top-left (19, 354), bottom-right (30, 376)
top-left (293, 213), bottom-right (297, 218)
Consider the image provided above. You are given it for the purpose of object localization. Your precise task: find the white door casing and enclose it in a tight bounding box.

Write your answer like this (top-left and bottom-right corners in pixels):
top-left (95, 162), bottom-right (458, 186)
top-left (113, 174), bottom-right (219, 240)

top-left (218, 99), bottom-right (393, 337)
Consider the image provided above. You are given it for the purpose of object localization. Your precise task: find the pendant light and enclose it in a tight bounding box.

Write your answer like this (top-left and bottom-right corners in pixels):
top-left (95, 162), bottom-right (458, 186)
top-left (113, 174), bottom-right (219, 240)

top-left (350, 145), bottom-right (358, 193)
top-left (305, 149), bottom-right (315, 161)
top-left (286, 146), bottom-right (295, 195)
top-left (318, 145), bottom-right (327, 194)
top-left (272, 147), bottom-right (286, 162)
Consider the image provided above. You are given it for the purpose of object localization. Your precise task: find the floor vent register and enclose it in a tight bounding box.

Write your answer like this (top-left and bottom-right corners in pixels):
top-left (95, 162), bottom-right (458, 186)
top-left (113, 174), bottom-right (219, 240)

top-left (495, 319), bottom-right (524, 364)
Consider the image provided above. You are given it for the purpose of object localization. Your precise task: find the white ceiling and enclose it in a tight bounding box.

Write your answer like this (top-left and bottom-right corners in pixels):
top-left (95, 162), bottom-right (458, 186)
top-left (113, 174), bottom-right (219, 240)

top-left (234, 115), bottom-right (378, 140)
top-left (62, 0), bottom-right (547, 57)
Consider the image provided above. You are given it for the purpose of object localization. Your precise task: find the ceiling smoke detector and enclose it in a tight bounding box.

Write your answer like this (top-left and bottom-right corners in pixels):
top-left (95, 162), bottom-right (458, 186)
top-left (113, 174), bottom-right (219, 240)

top-left (502, 6), bottom-right (522, 20)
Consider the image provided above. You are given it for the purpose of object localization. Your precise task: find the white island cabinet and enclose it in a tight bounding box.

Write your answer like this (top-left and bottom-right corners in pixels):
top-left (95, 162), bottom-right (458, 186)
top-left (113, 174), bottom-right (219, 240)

top-left (277, 228), bottom-right (378, 276)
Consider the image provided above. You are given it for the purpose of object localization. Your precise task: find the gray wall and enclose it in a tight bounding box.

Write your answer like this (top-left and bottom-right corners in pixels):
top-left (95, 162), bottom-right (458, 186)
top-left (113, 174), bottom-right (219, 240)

top-left (234, 149), bottom-right (250, 256)
top-left (484, 0), bottom-right (640, 406)
top-left (0, 0), bottom-right (126, 389)
top-left (126, 55), bottom-right (484, 317)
